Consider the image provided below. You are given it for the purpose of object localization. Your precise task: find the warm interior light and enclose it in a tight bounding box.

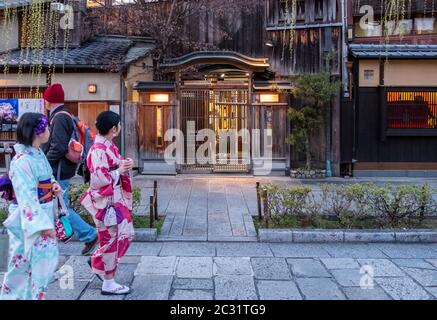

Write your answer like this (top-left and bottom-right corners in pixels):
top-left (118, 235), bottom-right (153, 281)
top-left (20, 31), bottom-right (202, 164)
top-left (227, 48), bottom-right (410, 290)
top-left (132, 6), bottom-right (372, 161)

top-left (260, 93), bottom-right (279, 103)
top-left (265, 41), bottom-right (274, 47)
top-left (132, 90), bottom-right (140, 102)
top-left (220, 74), bottom-right (226, 78)
top-left (150, 93), bottom-right (169, 103)
top-left (88, 84), bottom-right (97, 94)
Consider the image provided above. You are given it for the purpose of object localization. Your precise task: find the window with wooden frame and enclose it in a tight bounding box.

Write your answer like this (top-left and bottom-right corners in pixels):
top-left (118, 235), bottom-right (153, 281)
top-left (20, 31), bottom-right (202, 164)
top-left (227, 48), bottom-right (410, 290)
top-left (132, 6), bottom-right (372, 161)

top-left (386, 89), bottom-right (437, 131)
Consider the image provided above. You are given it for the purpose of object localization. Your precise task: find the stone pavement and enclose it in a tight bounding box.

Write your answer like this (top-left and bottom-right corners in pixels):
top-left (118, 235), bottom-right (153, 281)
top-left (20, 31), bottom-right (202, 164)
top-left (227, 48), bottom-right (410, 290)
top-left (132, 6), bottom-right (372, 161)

top-left (21, 241), bottom-right (437, 300)
top-left (133, 176), bottom-right (292, 242)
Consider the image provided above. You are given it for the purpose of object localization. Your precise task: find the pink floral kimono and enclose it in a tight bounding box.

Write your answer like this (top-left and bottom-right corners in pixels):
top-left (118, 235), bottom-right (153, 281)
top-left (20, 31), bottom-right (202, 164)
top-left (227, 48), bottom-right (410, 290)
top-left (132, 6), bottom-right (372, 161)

top-left (80, 135), bottom-right (134, 277)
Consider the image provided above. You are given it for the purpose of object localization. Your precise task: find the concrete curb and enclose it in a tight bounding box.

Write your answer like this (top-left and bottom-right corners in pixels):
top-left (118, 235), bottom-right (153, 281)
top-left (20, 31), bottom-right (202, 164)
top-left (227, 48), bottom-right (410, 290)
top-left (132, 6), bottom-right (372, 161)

top-left (258, 228), bottom-right (437, 243)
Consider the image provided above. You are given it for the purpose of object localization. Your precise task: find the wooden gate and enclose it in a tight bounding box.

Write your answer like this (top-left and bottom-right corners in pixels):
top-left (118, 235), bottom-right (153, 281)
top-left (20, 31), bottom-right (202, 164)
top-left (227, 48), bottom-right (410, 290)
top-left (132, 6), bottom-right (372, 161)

top-left (180, 88), bottom-right (250, 173)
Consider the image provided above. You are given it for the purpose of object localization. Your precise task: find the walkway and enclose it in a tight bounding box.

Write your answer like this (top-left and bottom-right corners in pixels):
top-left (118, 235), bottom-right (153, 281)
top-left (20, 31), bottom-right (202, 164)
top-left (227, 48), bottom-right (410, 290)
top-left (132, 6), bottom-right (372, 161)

top-left (134, 176), bottom-right (290, 242)
top-left (36, 242), bottom-right (437, 300)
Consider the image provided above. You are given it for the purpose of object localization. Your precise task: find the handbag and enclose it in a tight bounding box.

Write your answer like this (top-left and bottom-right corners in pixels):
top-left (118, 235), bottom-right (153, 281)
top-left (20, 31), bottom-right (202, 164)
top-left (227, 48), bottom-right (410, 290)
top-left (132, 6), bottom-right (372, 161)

top-left (102, 199), bottom-right (124, 228)
top-left (54, 196), bottom-right (74, 242)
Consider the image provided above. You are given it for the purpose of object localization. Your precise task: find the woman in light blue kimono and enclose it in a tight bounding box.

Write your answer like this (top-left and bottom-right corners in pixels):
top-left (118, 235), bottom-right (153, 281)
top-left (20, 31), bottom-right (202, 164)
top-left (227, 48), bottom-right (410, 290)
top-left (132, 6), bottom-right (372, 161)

top-left (0, 113), bottom-right (62, 300)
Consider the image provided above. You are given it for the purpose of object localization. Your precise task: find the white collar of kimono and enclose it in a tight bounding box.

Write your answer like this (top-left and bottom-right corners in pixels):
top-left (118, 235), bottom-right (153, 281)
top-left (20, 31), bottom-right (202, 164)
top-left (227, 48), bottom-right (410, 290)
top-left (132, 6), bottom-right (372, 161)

top-left (13, 143), bottom-right (42, 155)
top-left (95, 135), bottom-right (114, 148)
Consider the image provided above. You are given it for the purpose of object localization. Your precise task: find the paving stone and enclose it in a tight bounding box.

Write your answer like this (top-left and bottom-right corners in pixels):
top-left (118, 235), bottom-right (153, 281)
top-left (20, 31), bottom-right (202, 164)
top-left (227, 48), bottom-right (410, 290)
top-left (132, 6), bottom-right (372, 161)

top-left (323, 244), bottom-right (387, 258)
top-left (426, 259), bottom-right (437, 268)
top-left (401, 267), bottom-right (437, 286)
top-left (160, 242), bottom-right (216, 257)
top-left (63, 256), bottom-right (95, 281)
top-left (330, 269), bottom-right (362, 287)
top-left (79, 289), bottom-right (125, 300)
top-left (392, 259), bottom-right (436, 270)
top-left (58, 242), bottom-right (86, 256)
top-left (269, 244), bottom-right (330, 258)
top-left (172, 278), bottom-right (214, 290)
top-left (376, 244), bottom-right (437, 259)
top-left (376, 277), bottom-right (432, 300)
top-left (320, 258), bottom-right (360, 270)
top-left (126, 243), bottom-right (163, 256)
top-left (426, 287), bottom-right (437, 299)
top-left (287, 259), bottom-right (330, 277)
top-left (216, 243), bottom-right (273, 257)
top-left (251, 258), bottom-right (291, 280)
top-left (135, 256), bottom-right (177, 276)
top-left (214, 276), bottom-right (258, 300)
top-left (120, 256), bottom-right (142, 264)
top-left (296, 278), bottom-right (346, 300)
top-left (257, 280), bottom-right (302, 300)
top-left (126, 275), bottom-right (173, 300)
top-left (170, 290), bottom-right (213, 300)
top-left (357, 259), bottom-right (405, 277)
top-left (343, 287), bottom-right (392, 300)
top-left (176, 257), bottom-right (213, 278)
top-left (213, 257), bottom-right (253, 276)
top-left (46, 280), bottom-right (89, 300)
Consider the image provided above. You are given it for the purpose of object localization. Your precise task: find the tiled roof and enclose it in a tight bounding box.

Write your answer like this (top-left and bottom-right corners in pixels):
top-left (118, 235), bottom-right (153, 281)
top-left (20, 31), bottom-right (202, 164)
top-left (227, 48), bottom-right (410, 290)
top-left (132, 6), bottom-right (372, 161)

top-left (350, 44), bottom-right (437, 58)
top-left (133, 81), bottom-right (176, 91)
top-left (0, 36), bottom-right (155, 70)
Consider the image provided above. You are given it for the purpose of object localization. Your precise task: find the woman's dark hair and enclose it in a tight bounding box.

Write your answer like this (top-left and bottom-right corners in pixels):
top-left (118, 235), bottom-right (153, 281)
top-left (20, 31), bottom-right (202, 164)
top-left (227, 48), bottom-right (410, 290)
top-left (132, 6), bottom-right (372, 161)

top-left (16, 112), bottom-right (45, 146)
top-left (95, 111), bottom-right (121, 135)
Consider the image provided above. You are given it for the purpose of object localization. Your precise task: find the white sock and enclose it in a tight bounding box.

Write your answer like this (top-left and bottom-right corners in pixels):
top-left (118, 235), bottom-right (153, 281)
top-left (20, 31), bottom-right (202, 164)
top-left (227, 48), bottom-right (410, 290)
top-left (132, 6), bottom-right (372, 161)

top-left (102, 279), bottom-right (119, 291)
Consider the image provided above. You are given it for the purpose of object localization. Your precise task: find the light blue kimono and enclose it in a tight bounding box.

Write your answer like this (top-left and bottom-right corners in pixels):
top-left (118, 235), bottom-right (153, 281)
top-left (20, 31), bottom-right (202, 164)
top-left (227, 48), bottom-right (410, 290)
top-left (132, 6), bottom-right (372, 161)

top-left (0, 144), bottom-right (59, 300)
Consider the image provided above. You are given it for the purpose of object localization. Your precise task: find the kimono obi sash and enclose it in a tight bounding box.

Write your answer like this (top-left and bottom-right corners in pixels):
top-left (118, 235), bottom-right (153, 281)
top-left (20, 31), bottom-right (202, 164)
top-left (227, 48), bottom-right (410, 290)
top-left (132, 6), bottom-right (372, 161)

top-left (12, 179), bottom-right (53, 205)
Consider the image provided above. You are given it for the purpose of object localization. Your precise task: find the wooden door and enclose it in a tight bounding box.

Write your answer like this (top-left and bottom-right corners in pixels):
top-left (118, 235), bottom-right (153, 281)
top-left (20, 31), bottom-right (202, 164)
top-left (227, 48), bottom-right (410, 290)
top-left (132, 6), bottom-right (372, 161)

top-left (78, 102), bottom-right (108, 133)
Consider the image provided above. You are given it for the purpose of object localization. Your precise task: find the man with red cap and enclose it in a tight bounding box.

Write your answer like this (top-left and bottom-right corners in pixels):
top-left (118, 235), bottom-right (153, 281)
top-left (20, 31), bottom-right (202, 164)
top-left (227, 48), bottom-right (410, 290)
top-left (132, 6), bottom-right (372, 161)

top-left (42, 83), bottom-right (98, 255)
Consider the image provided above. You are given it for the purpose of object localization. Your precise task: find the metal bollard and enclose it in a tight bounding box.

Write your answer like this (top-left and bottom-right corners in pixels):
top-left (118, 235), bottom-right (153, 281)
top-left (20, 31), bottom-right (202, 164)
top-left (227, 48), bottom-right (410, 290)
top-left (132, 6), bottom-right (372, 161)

top-left (256, 182), bottom-right (262, 220)
top-left (149, 195), bottom-right (155, 228)
top-left (154, 180), bottom-right (158, 220)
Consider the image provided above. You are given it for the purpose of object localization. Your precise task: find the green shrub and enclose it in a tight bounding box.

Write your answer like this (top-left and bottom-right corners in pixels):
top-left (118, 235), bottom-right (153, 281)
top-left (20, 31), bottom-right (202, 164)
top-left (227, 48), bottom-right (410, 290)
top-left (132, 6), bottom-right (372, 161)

top-left (259, 182), bottom-right (437, 229)
top-left (0, 207), bottom-right (8, 226)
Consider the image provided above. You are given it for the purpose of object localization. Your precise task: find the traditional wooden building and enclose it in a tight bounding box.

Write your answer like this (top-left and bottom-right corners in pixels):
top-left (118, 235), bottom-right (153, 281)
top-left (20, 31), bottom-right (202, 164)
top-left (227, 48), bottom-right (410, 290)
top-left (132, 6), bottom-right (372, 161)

top-left (126, 0), bottom-right (344, 175)
top-left (342, 0), bottom-right (437, 177)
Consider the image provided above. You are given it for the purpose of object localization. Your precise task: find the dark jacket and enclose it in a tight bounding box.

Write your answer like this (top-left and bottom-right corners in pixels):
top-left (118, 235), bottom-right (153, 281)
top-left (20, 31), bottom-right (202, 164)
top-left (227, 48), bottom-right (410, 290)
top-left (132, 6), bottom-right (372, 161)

top-left (42, 105), bottom-right (77, 181)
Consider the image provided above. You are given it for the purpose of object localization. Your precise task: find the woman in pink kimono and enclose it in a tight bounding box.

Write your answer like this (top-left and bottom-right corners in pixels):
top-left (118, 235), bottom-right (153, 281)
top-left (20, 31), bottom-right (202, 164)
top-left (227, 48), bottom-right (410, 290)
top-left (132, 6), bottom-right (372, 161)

top-left (80, 111), bottom-right (134, 295)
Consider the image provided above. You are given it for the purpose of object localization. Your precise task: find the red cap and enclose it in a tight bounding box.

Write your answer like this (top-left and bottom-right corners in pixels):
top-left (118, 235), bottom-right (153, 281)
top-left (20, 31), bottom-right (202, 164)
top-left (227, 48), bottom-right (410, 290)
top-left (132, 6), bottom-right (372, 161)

top-left (43, 83), bottom-right (65, 103)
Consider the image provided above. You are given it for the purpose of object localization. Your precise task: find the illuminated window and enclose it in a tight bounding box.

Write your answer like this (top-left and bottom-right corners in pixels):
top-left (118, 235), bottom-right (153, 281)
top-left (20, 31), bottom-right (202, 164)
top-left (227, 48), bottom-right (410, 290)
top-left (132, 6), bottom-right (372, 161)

top-left (86, 0), bottom-right (104, 8)
top-left (260, 94), bottom-right (279, 104)
top-left (150, 94), bottom-right (169, 103)
top-left (387, 90), bottom-right (437, 129)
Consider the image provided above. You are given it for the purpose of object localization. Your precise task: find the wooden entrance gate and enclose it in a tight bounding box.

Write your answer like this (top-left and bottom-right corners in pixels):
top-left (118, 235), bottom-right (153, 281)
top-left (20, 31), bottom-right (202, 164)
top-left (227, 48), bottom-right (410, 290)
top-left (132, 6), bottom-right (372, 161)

top-left (180, 87), bottom-right (250, 173)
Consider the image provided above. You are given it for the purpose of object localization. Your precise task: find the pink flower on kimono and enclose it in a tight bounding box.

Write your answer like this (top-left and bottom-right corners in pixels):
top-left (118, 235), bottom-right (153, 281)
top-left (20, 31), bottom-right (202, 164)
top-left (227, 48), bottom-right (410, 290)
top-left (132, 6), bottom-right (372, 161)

top-left (36, 291), bottom-right (45, 300)
top-left (11, 254), bottom-right (27, 268)
top-left (24, 209), bottom-right (33, 221)
top-left (1, 283), bottom-right (11, 294)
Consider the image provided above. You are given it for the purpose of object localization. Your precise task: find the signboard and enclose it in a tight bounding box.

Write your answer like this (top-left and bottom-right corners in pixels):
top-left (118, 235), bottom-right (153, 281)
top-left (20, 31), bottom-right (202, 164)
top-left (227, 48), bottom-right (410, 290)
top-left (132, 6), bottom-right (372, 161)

top-left (0, 99), bottom-right (45, 132)
top-left (0, 99), bottom-right (19, 132)
top-left (18, 99), bottom-right (45, 119)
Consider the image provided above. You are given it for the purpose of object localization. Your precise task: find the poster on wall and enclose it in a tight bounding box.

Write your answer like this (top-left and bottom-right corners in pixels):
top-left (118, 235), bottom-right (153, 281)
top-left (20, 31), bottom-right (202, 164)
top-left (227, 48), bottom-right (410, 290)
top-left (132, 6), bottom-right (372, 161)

top-left (0, 99), bottom-right (19, 132)
top-left (18, 99), bottom-right (45, 119)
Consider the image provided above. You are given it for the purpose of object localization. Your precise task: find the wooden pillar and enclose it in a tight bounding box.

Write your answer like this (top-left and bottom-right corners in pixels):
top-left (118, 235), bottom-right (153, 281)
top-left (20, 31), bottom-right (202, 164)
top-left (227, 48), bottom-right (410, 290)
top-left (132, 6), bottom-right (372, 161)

top-left (175, 70), bottom-right (182, 172)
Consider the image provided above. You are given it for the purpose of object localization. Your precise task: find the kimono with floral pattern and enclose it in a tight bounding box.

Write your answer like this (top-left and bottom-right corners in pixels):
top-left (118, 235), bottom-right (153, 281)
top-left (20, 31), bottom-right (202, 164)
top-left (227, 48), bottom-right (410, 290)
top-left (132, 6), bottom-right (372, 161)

top-left (80, 135), bottom-right (134, 277)
top-left (0, 144), bottom-right (59, 300)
